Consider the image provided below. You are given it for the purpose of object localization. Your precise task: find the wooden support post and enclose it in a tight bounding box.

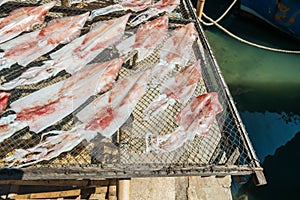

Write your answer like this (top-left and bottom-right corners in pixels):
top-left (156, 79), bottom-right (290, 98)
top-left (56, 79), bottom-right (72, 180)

top-left (118, 178), bottom-right (131, 200)
top-left (196, 0), bottom-right (206, 19)
top-left (226, 147), bottom-right (240, 165)
top-left (108, 185), bottom-right (117, 200)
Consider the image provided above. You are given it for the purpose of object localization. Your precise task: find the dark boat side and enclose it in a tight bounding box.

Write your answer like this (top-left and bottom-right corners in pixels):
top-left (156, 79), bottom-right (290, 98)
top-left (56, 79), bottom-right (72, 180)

top-left (240, 0), bottom-right (300, 40)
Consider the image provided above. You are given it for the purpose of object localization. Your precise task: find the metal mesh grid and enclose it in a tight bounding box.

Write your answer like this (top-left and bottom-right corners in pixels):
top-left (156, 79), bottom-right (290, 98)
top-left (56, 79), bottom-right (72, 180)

top-left (0, 0), bottom-right (262, 179)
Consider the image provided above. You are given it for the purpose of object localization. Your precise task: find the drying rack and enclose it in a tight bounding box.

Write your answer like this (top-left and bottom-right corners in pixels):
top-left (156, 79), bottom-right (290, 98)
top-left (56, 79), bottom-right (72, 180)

top-left (0, 0), bottom-right (266, 186)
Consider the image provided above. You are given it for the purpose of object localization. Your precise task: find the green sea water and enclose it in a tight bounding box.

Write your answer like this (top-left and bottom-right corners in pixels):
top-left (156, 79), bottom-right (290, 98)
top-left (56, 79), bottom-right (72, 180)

top-left (204, 13), bottom-right (300, 113)
top-left (203, 10), bottom-right (300, 200)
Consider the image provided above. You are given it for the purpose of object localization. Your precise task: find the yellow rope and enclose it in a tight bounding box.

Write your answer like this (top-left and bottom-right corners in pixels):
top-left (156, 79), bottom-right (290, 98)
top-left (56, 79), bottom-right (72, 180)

top-left (202, 0), bottom-right (238, 26)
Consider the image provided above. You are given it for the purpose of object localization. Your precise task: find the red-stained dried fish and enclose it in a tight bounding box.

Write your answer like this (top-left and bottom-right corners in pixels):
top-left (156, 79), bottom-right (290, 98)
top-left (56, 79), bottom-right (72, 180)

top-left (0, 0), bottom-right (43, 6)
top-left (5, 127), bottom-right (97, 168)
top-left (50, 13), bottom-right (130, 74)
top-left (160, 22), bottom-right (198, 66)
top-left (78, 69), bottom-right (149, 137)
top-left (0, 1), bottom-right (56, 43)
top-left (146, 22), bottom-right (198, 85)
top-left (0, 31), bottom-right (39, 50)
top-left (0, 12), bottom-right (89, 69)
top-left (119, 0), bottom-right (153, 11)
top-left (4, 58), bottom-right (123, 135)
top-left (6, 69), bottom-right (148, 168)
top-left (117, 15), bottom-right (169, 62)
top-left (146, 92), bottom-right (223, 153)
top-left (144, 60), bottom-right (201, 119)
top-left (0, 91), bottom-right (10, 114)
top-left (177, 92), bottom-right (223, 136)
top-left (89, 0), bottom-right (152, 20)
top-left (129, 0), bottom-right (179, 26)
top-left (0, 14), bottom-right (129, 90)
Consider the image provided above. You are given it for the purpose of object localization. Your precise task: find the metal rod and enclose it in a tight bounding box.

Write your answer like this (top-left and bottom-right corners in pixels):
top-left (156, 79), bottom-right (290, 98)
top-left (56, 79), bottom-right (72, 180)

top-left (196, 0), bottom-right (206, 19)
top-left (118, 178), bottom-right (131, 200)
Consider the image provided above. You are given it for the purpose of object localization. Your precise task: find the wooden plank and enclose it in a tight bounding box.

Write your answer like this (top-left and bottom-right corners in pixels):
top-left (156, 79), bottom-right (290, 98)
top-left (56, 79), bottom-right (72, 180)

top-left (31, 189), bottom-right (81, 199)
top-left (218, 151), bottom-right (227, 164)
top-left (0, 179), bottom-right (110, 186)
top-left (9, 193), bottom-right (30, 199)
top-left (0, 165), bottom-right (260, 180)
top-left (1, 179), bottom-right (116, 200)
top-left (253, 171), bottom-right (267, 186)
top-left (89, 193), bottom-right (106, 200)
top-left (226, 148), bottom-right (240, 165)
top-left (108, 185), bottom-right (117, 200)
top-left (94, 186), bottom-right (108, 194)
top-left (10, 189), bottom-right (81, 199)
top-left (89, 186), bottom-right (108, 200)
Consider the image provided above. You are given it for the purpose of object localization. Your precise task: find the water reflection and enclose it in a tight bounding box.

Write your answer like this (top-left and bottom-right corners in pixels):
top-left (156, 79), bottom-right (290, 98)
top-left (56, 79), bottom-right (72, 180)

top-left (240, 111), bottom-right (300, 162)
top-left (237, 131), bottom-right (300, 200)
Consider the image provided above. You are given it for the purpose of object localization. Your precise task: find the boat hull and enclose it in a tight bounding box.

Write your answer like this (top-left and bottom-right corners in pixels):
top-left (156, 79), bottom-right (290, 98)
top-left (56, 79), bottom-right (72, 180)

top-left (240, 0), bottom-right (300, 40)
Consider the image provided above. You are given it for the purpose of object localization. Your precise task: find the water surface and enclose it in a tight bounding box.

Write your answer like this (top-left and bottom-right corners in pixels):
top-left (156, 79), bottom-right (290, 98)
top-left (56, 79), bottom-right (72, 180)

top-left (204, 10), bottom-right (300, 200)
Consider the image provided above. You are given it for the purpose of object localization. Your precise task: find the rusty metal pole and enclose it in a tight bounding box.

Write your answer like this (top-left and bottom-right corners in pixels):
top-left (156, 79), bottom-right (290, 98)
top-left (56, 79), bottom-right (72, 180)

top-left (196, 0), bottom-right (206, 19)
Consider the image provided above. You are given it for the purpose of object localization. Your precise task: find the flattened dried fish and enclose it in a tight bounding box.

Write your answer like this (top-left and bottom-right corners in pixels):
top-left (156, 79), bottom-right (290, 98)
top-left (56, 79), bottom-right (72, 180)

top-left (50, 13), bottom-right (131, 74)
top-left (160, 22), bottom-right (198, 66)
top-left (0, 1), bottom-right (56, 43)
top-left (146, 92), bottom-right (223, 153)
top-left (129, 0), bottom-right (179, 26)
top-left (148, 22), bottom-right (198, 85)
top-left (144, 60), bottom-right (201, 119)
top-left (0, 91), bottom-right (10, 114)
top-left (78, 70), bottom-right (149, 137)
top-left (0, 12), bottom-right (89, 70)
top-left (117, 15), bottom-right (169, 62)
top-left (0, 31), bottom-right (39, 50)
top-left (6, 58), bottom-right (123, 133)
top-left (89, 0), bottom-right (152, 20)
top-left (6, 69), bottom-right (148, 168)
top-left (0, 14), bottom-right (130, 90)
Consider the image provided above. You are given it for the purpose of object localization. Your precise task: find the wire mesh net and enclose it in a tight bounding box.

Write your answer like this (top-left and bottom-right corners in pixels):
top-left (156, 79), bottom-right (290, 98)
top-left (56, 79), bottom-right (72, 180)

top-left (0, 0), bottom-right (262, 178)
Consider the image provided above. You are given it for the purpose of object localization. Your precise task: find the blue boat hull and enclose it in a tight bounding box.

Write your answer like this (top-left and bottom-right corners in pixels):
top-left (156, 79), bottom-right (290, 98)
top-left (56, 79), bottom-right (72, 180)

top-left (240, 0), bottom-right (300, 40)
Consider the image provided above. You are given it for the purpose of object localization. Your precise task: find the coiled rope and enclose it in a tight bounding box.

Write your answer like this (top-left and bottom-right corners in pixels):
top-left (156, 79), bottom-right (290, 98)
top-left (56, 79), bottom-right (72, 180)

top-left (199, 0), bottom-right (300, 54)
